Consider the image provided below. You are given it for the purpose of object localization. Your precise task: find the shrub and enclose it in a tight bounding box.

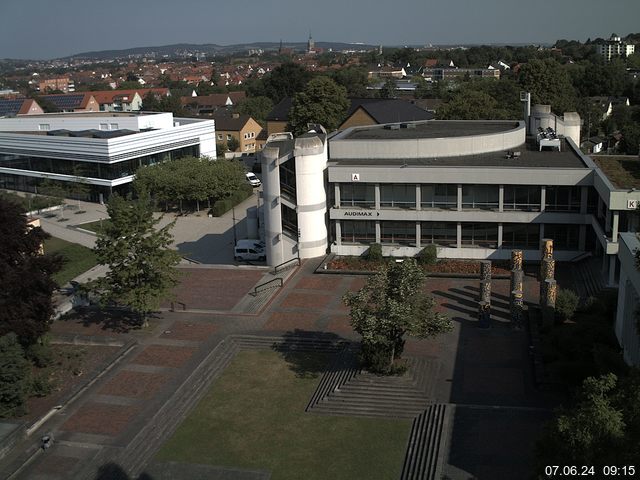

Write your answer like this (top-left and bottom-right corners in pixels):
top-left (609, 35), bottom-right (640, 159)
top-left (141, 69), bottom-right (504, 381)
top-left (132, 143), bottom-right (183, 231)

top-left (364, 243), bottom-right (383, 262)
top-left (26, 338), bottom-right (53, 368)
top-left (416, 244), bottom-right (438, 265)
top-left (0, 334), bottom-right (30, 417)
top-left (555, 289), bottom-right (579, 322)
top-left (29, 373), bottom-right (54, 397)
top-left (210, 184), bottom-right (254, 217)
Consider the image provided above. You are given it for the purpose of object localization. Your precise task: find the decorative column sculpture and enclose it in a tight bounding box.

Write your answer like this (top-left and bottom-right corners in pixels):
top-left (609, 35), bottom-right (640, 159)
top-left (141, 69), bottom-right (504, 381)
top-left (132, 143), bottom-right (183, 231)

top-left (510, 250), bottom-right (525, 324)
top-left (511, 289), bottom-right (524, 328)
top-left (478, 260), bottom-right (492, 327)
top-left (478, 301), bottom-right (491, 328)
top-left (539, 238), bottom-right (553, 280)
top-left (541, 278), bottom-right (557, 328)
top-left (511, 249), bottom-right (523, 271)
top-left (510, 268), bottom-right (524, 310)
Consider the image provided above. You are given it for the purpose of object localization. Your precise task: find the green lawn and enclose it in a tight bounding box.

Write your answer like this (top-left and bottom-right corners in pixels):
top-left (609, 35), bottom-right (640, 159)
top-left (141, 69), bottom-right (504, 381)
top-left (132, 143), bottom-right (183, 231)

top-left (44, 237), bottom-right (98, 286)
top-left (77, 219), bottom-right (111, 233)
top-left (155, 350), bottom-right (411, 480)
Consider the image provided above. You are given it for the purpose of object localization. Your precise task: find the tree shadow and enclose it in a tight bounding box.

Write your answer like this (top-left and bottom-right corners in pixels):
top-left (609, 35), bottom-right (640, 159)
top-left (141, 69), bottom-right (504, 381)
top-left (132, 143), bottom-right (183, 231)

top-left (272, 329), bottom-right (350, 379)
top-left (95, 462), bottom-right (154, 480)
top-left (61, 307), bottom-right (161, 334)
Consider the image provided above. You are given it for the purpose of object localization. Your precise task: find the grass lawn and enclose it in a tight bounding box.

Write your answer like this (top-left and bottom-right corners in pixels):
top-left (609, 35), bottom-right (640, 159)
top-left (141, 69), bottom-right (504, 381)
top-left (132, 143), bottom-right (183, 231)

top-left (77, 219), bottom-right (111, 233)
top-left (155, 350), bottom-right (411, 480)
top-left (44, 237), bottom-right (98, 285)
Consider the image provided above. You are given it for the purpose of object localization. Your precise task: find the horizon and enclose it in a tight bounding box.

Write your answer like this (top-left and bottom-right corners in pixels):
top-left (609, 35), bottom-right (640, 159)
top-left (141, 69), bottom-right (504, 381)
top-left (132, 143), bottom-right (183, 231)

top-left (1, 0), bottom-right (639, 60)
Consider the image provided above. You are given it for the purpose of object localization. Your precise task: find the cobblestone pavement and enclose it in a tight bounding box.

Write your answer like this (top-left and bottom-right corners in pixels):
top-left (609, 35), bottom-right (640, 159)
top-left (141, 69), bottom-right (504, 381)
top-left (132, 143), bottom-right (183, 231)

top-left (5, 260), bottom-right (562, 480)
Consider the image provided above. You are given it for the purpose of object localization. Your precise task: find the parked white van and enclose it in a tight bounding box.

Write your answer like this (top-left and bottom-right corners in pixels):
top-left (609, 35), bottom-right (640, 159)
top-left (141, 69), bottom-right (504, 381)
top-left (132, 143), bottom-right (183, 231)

top-left (234, 240), bottom-right (266, 261)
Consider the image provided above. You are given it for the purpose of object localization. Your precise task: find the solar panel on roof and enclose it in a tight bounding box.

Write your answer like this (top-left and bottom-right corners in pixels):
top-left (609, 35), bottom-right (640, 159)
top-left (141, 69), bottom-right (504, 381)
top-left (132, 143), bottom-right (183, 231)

top-left (0, 99), bottom-right (25, 116)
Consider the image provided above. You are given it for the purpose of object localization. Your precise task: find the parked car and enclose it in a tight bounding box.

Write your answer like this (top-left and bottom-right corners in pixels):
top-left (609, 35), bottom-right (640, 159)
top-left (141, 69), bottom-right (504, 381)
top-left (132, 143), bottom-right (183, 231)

top-left (234, 240), bottom-right (266, 261)
top-left (246, 172), bottom-right (261, 188)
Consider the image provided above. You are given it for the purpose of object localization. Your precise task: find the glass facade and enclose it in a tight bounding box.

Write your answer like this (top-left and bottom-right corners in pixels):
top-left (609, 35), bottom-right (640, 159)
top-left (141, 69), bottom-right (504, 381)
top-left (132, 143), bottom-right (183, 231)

top-left (461, 223), bottom-right (498, 248)
top-left (462, 185), bottom-right (499, 210)
top-left (340, 183), bottom-right (375, 208)
top-left (421, 184), bottom-right (457, 209)
top-left (545, 186), bottom-right (581, 212)
top-left (380, 221), bottom-right (416, 245)
top-left (503, 185), bottom-right (541, 211)
top-left (341, 220), bottom-right (376, 244)
top-left (502, 223), bottom-right (540, 249)
top-left (281, 204), bottom-right (298, 238)
top-left (421, 222), bottom-right (457, 246)
top-left (279, 161), bottom-right (296, 199)
top-left (544, 224), bottom-right (580, 250)
top-left (380, 184), bottom-right (415, 208)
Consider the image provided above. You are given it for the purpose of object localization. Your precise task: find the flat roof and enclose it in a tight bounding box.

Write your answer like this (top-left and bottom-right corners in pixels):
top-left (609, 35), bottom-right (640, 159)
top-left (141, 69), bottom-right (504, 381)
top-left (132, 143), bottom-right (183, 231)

top-left (343, 120), bottom-right (520, 140)
top-left (8, 112), bottom-right (159, 119)
top-left (330, 138), bottom-right (588, 169)
top-left (593, 155), bottom-right (640, 189)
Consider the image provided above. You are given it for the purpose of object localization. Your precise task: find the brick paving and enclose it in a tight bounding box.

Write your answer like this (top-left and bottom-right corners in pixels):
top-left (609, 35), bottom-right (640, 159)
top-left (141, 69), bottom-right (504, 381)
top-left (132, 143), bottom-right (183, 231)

top-left (280, 292), bottom-right (332, 309)
top-left (161, 321), bottom-right (218, 341)
top-left (132, 345), bottom-right (197, 369)
top-left (61, 403), bottom-right (141, 436)
top-left (99, 371), bottom-right (170, 399)
top-left (263, 311), bottom-right (321, 331)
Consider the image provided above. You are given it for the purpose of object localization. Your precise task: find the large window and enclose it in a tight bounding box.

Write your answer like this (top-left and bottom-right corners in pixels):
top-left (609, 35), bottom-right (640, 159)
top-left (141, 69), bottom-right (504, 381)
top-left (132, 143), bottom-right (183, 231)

top-left (281, 204), bottom-right (298, 239)
top-left (421, 184), bottom-right (457, 209)
top-left (544, 224), bottom-right (580, 250)
top-left (502, 223), bottom-right (540, 249)
top-left (380, 221), bottom-right (416, 245)
top-left (341, 220), bottom-right (375, 244)
top-left (340, 183), bottom-right (375, 208)
top-left (462, 185), bottom-right (499, 210)
top-left (380, 184), bottom-right (415, 209)
top-left (461, 223), bottom-right (498, 248)
top-left (421, 222), bottom-right (457, 246)
top-left (503, 185), bottom-right (541, 211)
top-left (545, 186), bottom-right (581, 212)
top-left (279, 161), bottom-right (296, 198)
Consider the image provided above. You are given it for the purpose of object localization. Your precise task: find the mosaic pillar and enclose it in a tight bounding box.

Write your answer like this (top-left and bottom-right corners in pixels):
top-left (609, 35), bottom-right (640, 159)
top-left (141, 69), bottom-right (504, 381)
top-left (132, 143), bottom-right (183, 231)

top-left (511, 289), bottom-right (524, 328)
top-left (542, 278), bottom-right (557, 328)
top-left (480, 280), bottom-right (491, 305)
top-left (539, 258), bottom-right (556, 301)
top-left (539, 238), bottom-right (553, 281)
top-left (511, 249), bottom-right (523, 271)
top-left (480, 260), bottom-right (492, 281)
top-left (478, 301), bottom-right (491, 328)
top-left (510, 268), bottom-right (524, 311)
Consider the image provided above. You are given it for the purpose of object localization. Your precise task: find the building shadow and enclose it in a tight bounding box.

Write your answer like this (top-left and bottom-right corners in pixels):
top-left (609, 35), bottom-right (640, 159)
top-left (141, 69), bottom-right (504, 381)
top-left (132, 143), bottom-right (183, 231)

top-left (95, 462), bottom-right (153, 480)
top-left (60, 307), bottom-right (159, 333)
top-left (176, 217), bottom-right (249, 264)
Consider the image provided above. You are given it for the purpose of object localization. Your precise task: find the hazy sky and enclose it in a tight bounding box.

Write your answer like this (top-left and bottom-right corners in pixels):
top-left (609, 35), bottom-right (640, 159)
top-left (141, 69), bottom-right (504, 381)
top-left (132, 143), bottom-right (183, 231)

top-left (2, 0), bottom-right (639, 59)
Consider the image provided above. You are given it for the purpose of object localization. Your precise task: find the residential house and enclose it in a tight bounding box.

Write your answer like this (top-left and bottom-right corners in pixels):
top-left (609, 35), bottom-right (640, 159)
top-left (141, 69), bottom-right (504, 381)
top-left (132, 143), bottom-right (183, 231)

top-left (181, 92), bottom-right (246, 116)
top-left (38, 77), bottom-right (74, 93)
top-left (90, 91), bottom-right (143, 112)
top-left (598, 34), bottom-right (635, 62)
top-left (213, 113), bottom-right (262, 153)
top-left (39, 93), bottom-right (100, 112)
top-left (339, 98), bottom-right (434, 130)
top-left (0, 98), bottom-right (44, 117)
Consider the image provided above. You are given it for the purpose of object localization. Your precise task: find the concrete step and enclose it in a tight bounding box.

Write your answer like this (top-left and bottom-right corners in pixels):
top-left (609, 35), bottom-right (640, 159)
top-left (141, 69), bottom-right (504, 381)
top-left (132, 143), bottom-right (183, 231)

top-left (400, 404), bottom-right (448, 480)
top-left (328, 387), bottom-right (429, 401)
top-left (311, 403), bottom-right (423, 419)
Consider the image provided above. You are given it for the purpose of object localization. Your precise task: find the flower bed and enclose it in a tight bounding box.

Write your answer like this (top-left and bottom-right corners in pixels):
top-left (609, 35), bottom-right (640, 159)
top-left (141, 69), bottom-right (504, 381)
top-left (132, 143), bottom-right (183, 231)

top-left (326, 256), bottom-right (511, 275)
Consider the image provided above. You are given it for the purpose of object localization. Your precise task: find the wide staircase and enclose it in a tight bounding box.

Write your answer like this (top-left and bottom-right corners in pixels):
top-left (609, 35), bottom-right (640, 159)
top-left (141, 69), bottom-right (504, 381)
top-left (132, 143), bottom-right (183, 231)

top-left (571, 256), bottom-right (608, 301)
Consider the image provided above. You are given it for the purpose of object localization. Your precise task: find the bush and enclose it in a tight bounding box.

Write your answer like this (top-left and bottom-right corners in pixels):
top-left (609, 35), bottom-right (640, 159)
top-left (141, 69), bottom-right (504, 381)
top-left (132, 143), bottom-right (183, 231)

top-left (210, 184), bottom-right (254, 217)
top-left (26, 337), bottom-right (53, 368)
top-left (29, 373), bottom-right (54, 397)
top-left (416, 244), bottom-right (438, 265)
top-left (0, 334), bottom-right (30, 417)
top-left (556, 289), bottom-right (579, 322)
top-left (364, 243), bottom-right (383, 262)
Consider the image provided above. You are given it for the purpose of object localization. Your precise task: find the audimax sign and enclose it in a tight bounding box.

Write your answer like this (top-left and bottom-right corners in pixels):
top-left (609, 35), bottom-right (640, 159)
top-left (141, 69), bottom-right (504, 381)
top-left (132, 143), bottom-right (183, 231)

top-left (341, 210), bottom-right (380, 217)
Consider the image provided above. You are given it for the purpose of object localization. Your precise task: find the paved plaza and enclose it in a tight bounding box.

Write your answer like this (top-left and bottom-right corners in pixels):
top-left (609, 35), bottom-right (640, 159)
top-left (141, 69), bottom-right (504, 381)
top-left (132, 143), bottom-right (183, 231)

top-left (1, 256), bottom-right (566, 480)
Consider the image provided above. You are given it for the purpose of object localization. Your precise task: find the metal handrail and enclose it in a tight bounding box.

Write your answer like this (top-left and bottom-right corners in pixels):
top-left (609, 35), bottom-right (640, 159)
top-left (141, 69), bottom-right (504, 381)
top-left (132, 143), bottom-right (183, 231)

top-left (273, 257), bottom-right (301, 274)
top-left (254, 277), bottom-right (283, 294)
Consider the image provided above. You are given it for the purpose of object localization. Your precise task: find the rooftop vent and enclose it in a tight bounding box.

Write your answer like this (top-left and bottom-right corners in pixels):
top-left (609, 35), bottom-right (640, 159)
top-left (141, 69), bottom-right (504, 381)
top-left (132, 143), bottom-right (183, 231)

top-left (383, 124), bottom-right (401, 130)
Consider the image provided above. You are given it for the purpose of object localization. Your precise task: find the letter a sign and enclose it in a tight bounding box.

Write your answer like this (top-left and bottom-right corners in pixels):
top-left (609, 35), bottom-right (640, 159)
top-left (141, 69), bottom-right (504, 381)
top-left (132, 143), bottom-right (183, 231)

top-left (351, 173), bottom-right (360, 182)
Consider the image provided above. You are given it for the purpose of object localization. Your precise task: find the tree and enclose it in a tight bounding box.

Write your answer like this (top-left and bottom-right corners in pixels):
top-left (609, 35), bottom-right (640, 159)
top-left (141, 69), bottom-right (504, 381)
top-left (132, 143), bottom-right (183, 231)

top-left (332, 66), bottom-right (370, 97)
top-left (91, 192), bottom-right (181, 326)
top-left (621, 123), bottom-right (640, 155)
top-left (251, 62), bottom-right (313, 103)
top-left (0, 197), bottom-right (62, 347)
top-left (39, 179), bottom-right (68, 219)
top-left (379, 78), bottom-right (397, 99)
top-left (517, 58), bottom-right (577, 114)
top-left (226, 136), bottom-right (240, 152)
top-left (236, 96), bottom-right (273, 125)
top-left (437, 89), bottom-right (501, 120)
top-left (288, 76), bottom-right (349, 135)
top-left (0, 333), bottom-right (30, 417)
top-left (343, 259), bottom-right (452, 373)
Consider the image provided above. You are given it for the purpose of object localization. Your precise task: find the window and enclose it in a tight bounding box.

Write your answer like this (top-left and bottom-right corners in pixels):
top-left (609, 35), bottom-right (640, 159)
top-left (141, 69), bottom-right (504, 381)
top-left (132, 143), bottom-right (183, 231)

top-left (380, 184), bottom-right (416, 209)
top-left (217, 134), bottom-right (223, 140)
top-left (461, 223), bottom-right (498, 248)
top-left (544, 224), bottom-right (580, 250)
top-left (421, 222), bottom-right (457, 246)
top-left (545, 186), bottom-right (581, 212)
top-left (502, 223), bottom-right (540, 249)
top-left (380, 221), bottom-right (416, 245)
top-left (421, 184), bottom-right (457, 209)
top-left (341, 220), bottom-right (376, 244)
top-left (109, 123), bottom-right (119, 130)
top-left (503, 185), bottom-right (541, 211)
top-left (99, 123), bottom-right (108, 131)
top-left (340, 183), bottom-right (375, 208)
top-left (38, 124), bottom-right (50, 131)
top-left (226, 134), bottom-right (232, 141)
top-left (462, 185), bottom-right (499, 210)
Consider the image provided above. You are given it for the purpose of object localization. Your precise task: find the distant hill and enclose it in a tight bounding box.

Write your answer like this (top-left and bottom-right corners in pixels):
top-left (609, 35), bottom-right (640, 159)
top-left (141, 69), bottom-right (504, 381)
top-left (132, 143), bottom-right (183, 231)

top-left (65, 41), bottom-right (379, 60)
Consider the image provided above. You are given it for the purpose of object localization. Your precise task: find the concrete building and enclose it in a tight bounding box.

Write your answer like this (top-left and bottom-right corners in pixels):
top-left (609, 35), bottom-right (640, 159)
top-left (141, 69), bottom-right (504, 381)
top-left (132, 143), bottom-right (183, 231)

top-left (38, 77), bottom-right (74, 93)
top-left (615, 233), bottom-right (640, 366)
top-left (597, 34), bottom-right (635, 62)
top-left (0, 112), bottom-right (215, 202)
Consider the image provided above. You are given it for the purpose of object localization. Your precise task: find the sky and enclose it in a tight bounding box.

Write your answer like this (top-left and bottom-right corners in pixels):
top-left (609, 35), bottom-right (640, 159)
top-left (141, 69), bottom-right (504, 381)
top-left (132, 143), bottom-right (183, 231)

top-left (1, 0), bottom-right (639, 60)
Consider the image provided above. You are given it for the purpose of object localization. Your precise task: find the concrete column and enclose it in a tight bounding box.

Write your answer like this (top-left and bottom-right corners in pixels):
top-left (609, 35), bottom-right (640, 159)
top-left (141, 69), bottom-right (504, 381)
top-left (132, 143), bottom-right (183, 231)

top-left (580, 186), bottom-right (588, 214)
top-left (498, 185), bottom-right (504, 212)
top-left (605, 208), bottom-right (611, 233)
top-left (375, 220), bottom-right (381, 244)
top-left (480, 280), bottom-right (491, 304)
top-left (456, 222), bottom-right (462, 248)
top-left (335, 220), bottom-right (342, 246)
top-left (579, 224), bottom-right (586, 251)
top-left (497, 223), bottom-right (503, 248)
top-left (480, 260), bottom-right (492, 281)
top-left (602, 251), bottom-right (608, 274)
top-left (612, 211), bottom-right (620, 242)
top-left (457, 184), bottom-right (463, 211)
top-left (511, 250), bottom-right (523, 270)
top-left (375, 184), bottom-right (380, 210)
top-left (597, 196), bottom-right (603, 219)
top-left (540, 186), bottom-right (546, 212)
top-left (539, 224), bottom-right (545, 244)
top-left (415, 222), bottom-right (421, 248)
top-left (608, 255), bottom-right (617, 286)
top-left (615, 270), bottom-right (628, 340)
top-left (415, 184), bottom-right (421, 211)
top-left (334, 184), bottom-right (340, 208)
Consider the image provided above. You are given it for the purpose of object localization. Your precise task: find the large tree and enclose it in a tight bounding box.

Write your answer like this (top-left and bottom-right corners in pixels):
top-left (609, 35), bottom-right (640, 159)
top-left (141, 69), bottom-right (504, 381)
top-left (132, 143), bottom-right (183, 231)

top-left (288, 76), bottom-right (349, 135)
top-left (251, 62), bottom-right (313, 103)
top-left (0, 333), bottom-right (31, 417)
top-left (0, 197), bottom-right (62, 347)
top-left (91, 192), bottom-right (181, 326)
top-left (517, 58), bottom-right (577, 114)
top-left (343, 259), bottom-right (452, 373)
top-left (236, 96), bottom-right (273, 125)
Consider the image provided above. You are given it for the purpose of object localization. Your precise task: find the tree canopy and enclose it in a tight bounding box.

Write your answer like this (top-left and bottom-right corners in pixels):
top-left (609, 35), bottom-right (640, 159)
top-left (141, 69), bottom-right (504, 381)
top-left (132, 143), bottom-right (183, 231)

top-left (248, 62), bottom-right (313, 103)
top-left (343, 259), bottom-right (452, 373)
top-left (288, 76), bottom-right (349, 135)
top-left (91, 192), bottom-right (181, 325)
top-left (236, 96), bottom-right (273, 125)
top-left (517, 58), bottom-right (577, 114)
top-left (0, 197), bottom-right (61, 347)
